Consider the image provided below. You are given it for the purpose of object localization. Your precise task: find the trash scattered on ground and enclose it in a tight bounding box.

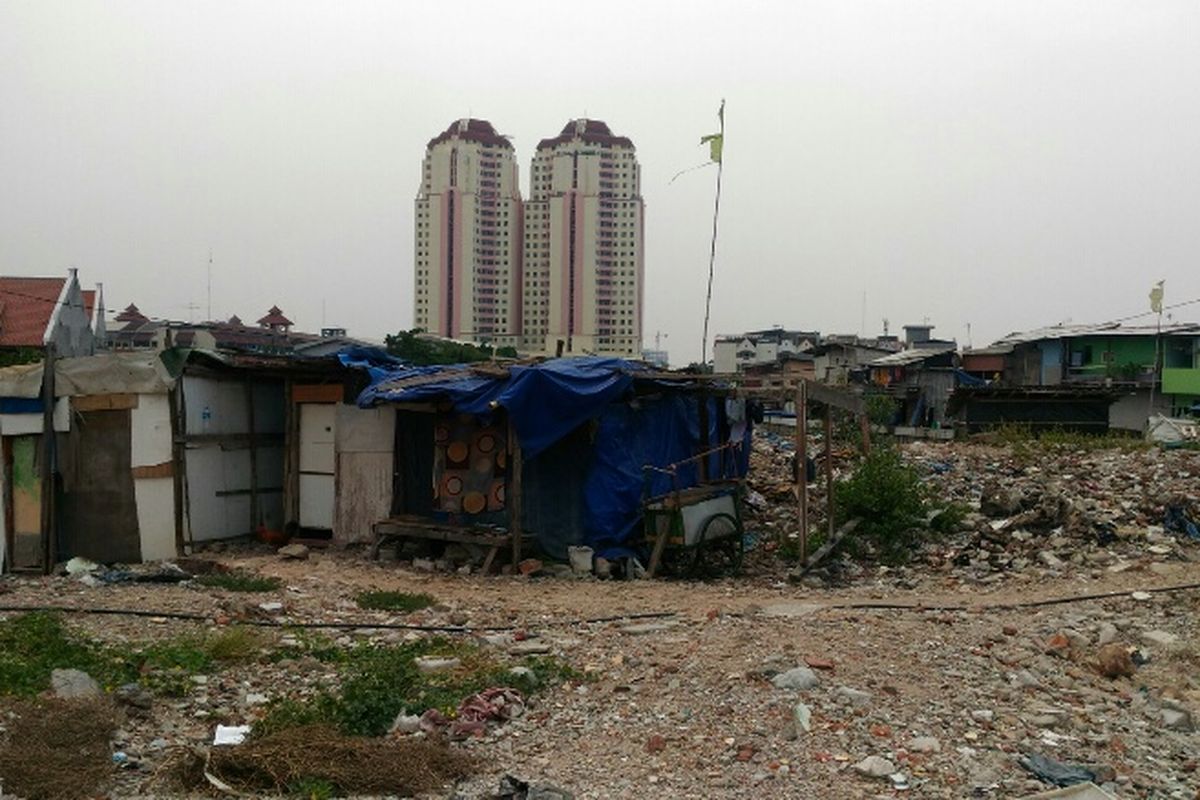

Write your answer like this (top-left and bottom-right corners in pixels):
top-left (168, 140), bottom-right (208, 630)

top-left (1019, 752), bottom-right (1097, 787)
top-left (212, 724), bottom-right (251, 746)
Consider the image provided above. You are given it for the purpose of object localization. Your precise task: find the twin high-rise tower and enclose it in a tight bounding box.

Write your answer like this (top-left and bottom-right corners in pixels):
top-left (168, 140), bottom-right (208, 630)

top-left (414, 118), bottom-right (644, 357)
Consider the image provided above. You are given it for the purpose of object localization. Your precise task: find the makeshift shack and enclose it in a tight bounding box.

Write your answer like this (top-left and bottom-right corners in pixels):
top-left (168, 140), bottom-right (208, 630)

top-left (0, 348), bottom-right (389, 572)
top-left (356, 357), bottom-right (752, 569)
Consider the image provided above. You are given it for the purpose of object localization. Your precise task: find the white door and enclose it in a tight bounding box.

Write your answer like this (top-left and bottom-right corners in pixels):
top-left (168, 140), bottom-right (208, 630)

top-left (299, 403), bottom-right (336, 529)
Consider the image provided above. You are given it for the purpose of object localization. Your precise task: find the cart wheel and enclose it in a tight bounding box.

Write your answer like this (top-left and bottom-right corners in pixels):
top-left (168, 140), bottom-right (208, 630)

top-left (692, 512), bottom-right (744, 578)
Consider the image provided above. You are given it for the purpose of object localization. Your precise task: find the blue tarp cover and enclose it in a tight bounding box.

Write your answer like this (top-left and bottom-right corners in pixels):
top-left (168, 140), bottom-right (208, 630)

top-left (358, 357), bottom-right (650, 459)
top-left (357, 358), bottom-right (749, 555)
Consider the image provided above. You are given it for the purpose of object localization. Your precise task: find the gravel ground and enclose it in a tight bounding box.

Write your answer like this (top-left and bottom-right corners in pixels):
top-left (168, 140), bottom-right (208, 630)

top-left (1, 440), bottom-right (1198, 799)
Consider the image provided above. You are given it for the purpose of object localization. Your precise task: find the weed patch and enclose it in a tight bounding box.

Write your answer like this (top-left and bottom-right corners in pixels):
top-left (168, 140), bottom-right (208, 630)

top-left (0, 612), bottom-right (128, 696)
top-left (355, 590), bottom-right (437, 612)
top-left (206, 626), bottom-right (272, 662)
top-left (257, 639), bottom-right (575, 737)
top-left (196, 572), bottom-right (282, 592)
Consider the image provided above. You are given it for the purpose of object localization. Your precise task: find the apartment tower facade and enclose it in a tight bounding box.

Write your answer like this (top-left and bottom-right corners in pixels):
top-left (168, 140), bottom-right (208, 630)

top-left (523, 119), bottom-right (644, 357)
top-left (414, 119), bottom-right (523, 349)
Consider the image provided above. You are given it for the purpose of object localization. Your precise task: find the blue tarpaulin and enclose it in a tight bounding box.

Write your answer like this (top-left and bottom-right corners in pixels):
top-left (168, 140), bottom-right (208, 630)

top-left (358, 357), bottom-right (650, 459)
top-left (356, 358), bottom-right (749, 556)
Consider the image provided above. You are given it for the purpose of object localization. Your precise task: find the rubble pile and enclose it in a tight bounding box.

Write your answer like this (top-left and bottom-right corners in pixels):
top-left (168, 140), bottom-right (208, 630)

top-left (742, 430), bottom-right (1200, 585)
top-left (906, 441), bottom-right (1200, 582)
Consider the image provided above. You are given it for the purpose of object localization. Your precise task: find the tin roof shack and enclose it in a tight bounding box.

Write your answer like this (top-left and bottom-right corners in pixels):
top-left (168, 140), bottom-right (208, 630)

top-left (810, 338), bottom-right (898, 385)
top-left (740, 351), bottom-right (815, 389)
top-left (356, 357), bottom-right (750, 569)
top-left (0, 348), bottom-right (387, 573)
top-left (867, 344), bottom-right (958, 431)
top-left (971, 323), bottom-right (1200, 431)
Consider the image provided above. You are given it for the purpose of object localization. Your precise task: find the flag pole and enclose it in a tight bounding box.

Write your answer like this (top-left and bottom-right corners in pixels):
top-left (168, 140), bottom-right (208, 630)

top-left (700, 100), bottom-right (725, 369)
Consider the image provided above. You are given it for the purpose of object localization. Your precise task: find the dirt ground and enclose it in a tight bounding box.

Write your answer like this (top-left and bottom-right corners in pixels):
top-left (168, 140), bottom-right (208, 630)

top-left (2, 545), bottom-right (1198, 799)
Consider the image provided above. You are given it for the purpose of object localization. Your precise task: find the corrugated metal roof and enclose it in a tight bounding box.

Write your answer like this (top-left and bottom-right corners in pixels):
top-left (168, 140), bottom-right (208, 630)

top-left (994, 322), bottom-right (1200, 346)
top-left (868, 345), bottom-right (956, 367)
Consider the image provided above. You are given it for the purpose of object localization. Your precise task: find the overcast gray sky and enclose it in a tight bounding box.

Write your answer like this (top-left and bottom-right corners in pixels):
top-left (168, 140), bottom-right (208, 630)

top-left (2, 1), bottom-right (1198, 363)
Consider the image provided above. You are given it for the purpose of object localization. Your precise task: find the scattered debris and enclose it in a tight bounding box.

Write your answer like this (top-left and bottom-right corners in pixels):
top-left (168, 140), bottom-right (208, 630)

top-left (277, 543), bottom-right (309, 560)
top-left (1019, 752), bottom-right (1097, 787)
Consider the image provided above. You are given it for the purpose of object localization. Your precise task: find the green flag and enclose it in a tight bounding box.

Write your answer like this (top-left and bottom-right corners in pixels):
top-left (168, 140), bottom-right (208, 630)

top-left (700, 132), bottom-right (723, 163)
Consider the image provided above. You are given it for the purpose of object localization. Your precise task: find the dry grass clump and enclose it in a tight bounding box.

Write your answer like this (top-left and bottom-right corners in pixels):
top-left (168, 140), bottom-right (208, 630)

top-left (0, 698), bottom-right (117, 800)
top-left (165, 724), bottom-right (473, 796)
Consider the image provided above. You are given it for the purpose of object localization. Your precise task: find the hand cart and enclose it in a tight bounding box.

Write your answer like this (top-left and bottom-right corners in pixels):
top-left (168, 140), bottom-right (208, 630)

top-left (642, 442), bottom-right (746, 579)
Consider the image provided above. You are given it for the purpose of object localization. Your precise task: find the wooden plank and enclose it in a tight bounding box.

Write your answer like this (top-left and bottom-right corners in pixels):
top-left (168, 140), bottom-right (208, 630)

top-left (801, 380), bottom-right (864, 416)
top-left (645, 518), bottom-right (670, 579)
top-left (39, 344), bottom-right (55, 573)
top-left (245, 378), bottom-right (258, 533)
top-left (824, 411), bottom-right (835, 540)
top-left (168, 382), bottom-right (186, 556)
top-left (71, 393), bottom-right (139, 412)
top-left (132, 461), bottom-right (174, 480)
top-left (283, 378), bottom-right (299, 525)
top-left (480, 545), bottom-right (499, 575)
top-left (509, 421), bottom-right (523, 567)
top-left (795, 382), bottom-right (808, 564)
top-left (179, 433), bottom-right (285, 448)
top-left (373, 519), bottom-right (517, 547)
top-left (215, 487), bottom-right (283, 497)
top-left (790, 519), bottom-right (860, 579)
top-left (292, 383), bottom-right (344, 403)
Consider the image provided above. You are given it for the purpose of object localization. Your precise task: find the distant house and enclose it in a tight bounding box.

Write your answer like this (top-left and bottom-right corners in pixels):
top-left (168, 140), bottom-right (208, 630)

top-left (712, 328), bottom-right (820, 374)
top-left (959, 322), bottom-right (1200, 431)
top-left (0, 269), bottom-right (105, 361)
top-left (810, 336), bottom-right (900, 385)
top-left (866, 323), bottom-right (959, 428)
top-left (107, 304), bottom-right (369, 357)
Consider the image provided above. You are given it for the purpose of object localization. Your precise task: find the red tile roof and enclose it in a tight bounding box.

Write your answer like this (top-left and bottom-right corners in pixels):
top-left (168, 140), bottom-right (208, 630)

top-left (256, 305), bottom-right (293, 327)
top-left (0, 277), bottom-right (97, 348)
top-left (115, 303), bottom-right (148, 324)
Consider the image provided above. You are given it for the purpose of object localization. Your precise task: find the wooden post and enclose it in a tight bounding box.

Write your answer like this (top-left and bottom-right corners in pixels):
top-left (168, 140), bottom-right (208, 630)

top-left (859, 414), bottom-right (872, 455)
top-left (38, 345), bottom-right (56, 573)
top-left (824, 409), bottom-right (835, 540)
top-left (508, 419), bottom-right (523, 568)
top-left (795, 381), bottom-right (808, 563)
top-left (168, 381), bottom-right (186, 555)
top-left (245, 378), bottom-right (258, 535)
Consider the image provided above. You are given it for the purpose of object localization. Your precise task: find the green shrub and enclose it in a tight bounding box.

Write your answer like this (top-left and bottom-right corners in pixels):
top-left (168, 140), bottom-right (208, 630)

top-left (196, 573), bottom-right (282, 592)
top-left (355, 590), bottom-right (437, 612)
top-left (835, 446), bottom-right (951, 564)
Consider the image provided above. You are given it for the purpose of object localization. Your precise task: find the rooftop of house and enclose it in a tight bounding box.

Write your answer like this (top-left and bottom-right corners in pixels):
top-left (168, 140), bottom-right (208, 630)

top-left (987, 321), bottom-right (1200, 351)
top-left (0, 276), bottom-right (97, 348)
top-left (868, 344), bottom-right (957, 368)
top-left (257, 305), bottom-right (293, 328)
